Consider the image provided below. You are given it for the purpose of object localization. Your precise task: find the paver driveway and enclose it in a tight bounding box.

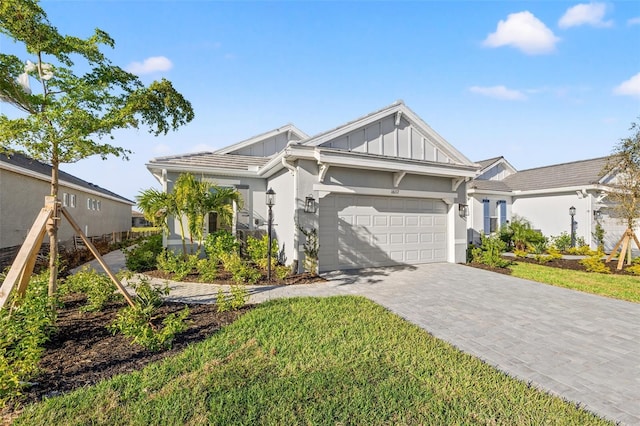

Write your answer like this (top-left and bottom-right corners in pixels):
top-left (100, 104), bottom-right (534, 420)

top-left (161, 262), bottom-right (640, 425)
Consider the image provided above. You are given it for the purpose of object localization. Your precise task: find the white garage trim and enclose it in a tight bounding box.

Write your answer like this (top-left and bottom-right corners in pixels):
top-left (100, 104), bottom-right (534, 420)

top-left (313, 183), bottom-right (455, 204)
top-left (318, 194), bottom-right (448, 272)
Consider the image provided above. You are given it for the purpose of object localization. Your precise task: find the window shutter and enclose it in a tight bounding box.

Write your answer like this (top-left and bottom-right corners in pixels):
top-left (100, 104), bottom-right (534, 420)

top-left (498, 200), bottom-right (507, 227)
top-left (483, 199), bottom-right (490, 234)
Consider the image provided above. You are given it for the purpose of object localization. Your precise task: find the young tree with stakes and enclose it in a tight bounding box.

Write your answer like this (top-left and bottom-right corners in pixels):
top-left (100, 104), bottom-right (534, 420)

top-left (603, 118), bottom-right (640, 269)
top-left (0, 0), bottom-right (194, 298)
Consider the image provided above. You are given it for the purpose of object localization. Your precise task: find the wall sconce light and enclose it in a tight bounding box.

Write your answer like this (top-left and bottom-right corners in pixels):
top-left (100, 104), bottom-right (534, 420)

top-left (304, 194), bottom-right (316, 213)
top-left (458, 203), bottom-right (469, 218)
top-left (594, 209), bottom-right (602, 220)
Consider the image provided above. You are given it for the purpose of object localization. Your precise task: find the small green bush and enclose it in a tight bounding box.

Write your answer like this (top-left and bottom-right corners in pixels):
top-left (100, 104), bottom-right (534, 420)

top-left (471, 234), bottom-right (511, 268)
top-left (203, 231), bottom-right (239, 261)
top-left (567, 245), bottom-right (594, 256)
top-left (550, 233), bottom-right (572, 252)
top-left (216, 285), bottom-right (249, 313)
top-left (156, 251), bottom-right (198, 281)
top-left (275, 264), bottom-right (291, 280)
top-left (579, 251), bottom-right (610, 274)
top-left (513, 249), bottom-right (528, 259)
top-left (0, 272), bottom-right (56, 406)
top-left (196, 258), bottom-right (218, 282)
top-left (299, 226), bottom-right (319, 274)
top-left (246, 234), bottom-right (278, 270)
top-left (108, 278), bottom-right (189, 352)
top-left (220, 253), bottom-right (262, 284)
top-left (546, 246), bottom-right (563, 260)
top-left (59, 267), bottom-right (123, 312)
top-left (123, 234), bottom-right (163, 272)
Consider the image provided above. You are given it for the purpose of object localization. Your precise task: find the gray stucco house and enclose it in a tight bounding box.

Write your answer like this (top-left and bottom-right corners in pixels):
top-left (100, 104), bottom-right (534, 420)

top-left (0, 152), bottom-right (133, 267)
top-left (467, 156), bottom-right (630, 251)
top-left (147, 101), bottom-right (478, 272)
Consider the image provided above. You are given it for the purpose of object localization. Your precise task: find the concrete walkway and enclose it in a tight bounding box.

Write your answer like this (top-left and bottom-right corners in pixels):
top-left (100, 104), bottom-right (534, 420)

top-left (81, 251), bottom-right (640, 425)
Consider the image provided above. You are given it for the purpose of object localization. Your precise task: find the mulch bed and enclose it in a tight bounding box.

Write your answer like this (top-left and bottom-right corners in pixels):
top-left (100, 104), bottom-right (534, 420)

top-left (144, 269), bottom-right (326, 285)
top-left (468, 255), bottom-right (637, 275)
top-left (2, 294), bottom-right (253, 423)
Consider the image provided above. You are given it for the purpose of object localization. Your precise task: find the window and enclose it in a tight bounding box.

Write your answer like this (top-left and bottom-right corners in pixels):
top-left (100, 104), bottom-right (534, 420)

top-left (70, 194), bottom-right (77, 208)
top-left (92, 199), bottom-right (97, 210)
top-left (96, 200), bottom-right (101, 211)
top-left (62, 193), bottom-right (69, 207)
top-left (87, 198), bottom-right (92, 209)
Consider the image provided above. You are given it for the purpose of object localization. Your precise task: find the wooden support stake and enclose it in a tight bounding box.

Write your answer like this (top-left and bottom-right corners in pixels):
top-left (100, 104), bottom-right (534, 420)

top-left (0, 207), bottom-right (52, 309)
top-left (617, 234), bottom-right (630, 270)
top-left (61, 208), bottom-right (136, 308)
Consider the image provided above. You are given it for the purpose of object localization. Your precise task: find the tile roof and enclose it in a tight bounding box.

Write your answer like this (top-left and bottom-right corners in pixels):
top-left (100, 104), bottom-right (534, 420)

top-left (148, 151), bottom-right (271, 171)
top-left (503, 157), bottom-right (609, 191)
top-left (0, 152), bottom-right (133, 204)
top-left (470, 156), bottom-right (610, 193)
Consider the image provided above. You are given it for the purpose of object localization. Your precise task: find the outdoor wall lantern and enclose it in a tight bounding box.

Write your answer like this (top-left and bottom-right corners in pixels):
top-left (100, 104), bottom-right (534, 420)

top-left (594, 209), bottom-right (602, 220)
top-left (458, 203), bottom-right (469, 218)
top-left (569, 206), bottom-right (577, 248)
top-left (304, 194), bottom-right (316, 213)
top-left (266, 188), bottom-right (276, 281)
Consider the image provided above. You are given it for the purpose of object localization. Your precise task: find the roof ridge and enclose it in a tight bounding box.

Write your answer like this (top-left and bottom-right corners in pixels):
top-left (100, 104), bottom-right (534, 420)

top-left (514, 156), bottom-right (610, 173)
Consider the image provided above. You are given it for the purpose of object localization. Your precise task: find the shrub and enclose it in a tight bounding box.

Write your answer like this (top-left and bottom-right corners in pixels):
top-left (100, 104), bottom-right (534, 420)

top-left (156, 251), bottom-right (198, 281)
top-left (203, 231), bottom-right (239, 261)
top-left (550, 232), bottom-right (572, 252)
top-left (216, 285), bottom-right (249, 313)
top-left (196, 258), bottom-right (218, 282)
top-left (579, 251), bottom-right (610, 274)
top-left (513, 249), bottom-right (528, 259)
top-left (220, 253), bottom-right (262, 284)
top-left (471, 234), bottom-right (511, 268)
top-left (60, 267), bottom-right (123, 312)
top-left (123, 234), bottom-right (163, 272)
top-left (246, 234), bottom-right (278, 270)
top-left (275, 264), bottom-right (291, 280)
top-left (546, 246), bottom-right (563, 260)
top-left (0, 272), bottom-right (56, 406)
top-left (593, 221), bottom-right (606, 252)
top-left (299, 226), bottom-right (319, 274)
top-left (108, 277), bottom-right (190, 352)
top-left (567, 245), bottom-right (594, 256)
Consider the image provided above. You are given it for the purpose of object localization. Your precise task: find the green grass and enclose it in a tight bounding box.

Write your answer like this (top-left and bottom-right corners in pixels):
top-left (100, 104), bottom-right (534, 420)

top-left (509, 262), bottom-right (640, 303)
top-left (16, 296), bottom-right (610, 425)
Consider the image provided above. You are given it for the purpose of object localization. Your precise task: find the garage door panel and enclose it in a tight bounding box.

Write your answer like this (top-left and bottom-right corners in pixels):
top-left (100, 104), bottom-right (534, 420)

top-left (319, 195), bottom-right (448, 271)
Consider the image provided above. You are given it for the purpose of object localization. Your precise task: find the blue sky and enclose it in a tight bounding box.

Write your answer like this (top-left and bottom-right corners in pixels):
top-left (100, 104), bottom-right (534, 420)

top-left (1, 1), bottom-right (639, 202)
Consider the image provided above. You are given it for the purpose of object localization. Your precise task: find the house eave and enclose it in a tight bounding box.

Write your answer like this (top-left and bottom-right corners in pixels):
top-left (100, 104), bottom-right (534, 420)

top-left (286, 145), bottom-right (478, 179)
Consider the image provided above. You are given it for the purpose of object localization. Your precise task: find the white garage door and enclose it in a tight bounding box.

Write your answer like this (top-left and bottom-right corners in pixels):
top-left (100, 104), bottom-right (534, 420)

top-left (318, 194), bottom-right (448, 272)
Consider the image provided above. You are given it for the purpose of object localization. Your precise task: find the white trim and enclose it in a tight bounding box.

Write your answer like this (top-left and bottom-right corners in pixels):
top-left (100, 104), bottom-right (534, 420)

top-left (214, 124), bottom-right (309, 155)
top-left (312, 183), bottom-right (456, 204)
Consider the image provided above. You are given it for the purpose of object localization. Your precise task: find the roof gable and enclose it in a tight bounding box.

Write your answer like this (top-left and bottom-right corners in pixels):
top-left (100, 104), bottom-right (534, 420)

top-left (214, 124), bottom-right (308, 157)
top-left (475, 156), bottom-right (517, 181)
top-left (300, 101), bottom-right (475, 167)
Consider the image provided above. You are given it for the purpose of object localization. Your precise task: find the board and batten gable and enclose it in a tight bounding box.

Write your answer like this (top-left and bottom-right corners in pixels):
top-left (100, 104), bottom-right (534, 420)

top-left (215, 125), bottom-right (308, 158)
top-left (318, 115), bottom-right (454, 163)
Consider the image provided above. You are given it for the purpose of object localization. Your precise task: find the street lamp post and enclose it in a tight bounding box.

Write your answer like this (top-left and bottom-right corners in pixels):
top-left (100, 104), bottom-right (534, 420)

top-left (266, 188), bottom-right (276, 281)
top-left (569, 206), bottom-right (576, 248)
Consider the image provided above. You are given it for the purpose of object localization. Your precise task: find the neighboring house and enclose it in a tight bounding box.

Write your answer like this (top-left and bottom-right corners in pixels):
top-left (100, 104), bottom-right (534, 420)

top-left (132, 210), bottom-right (153, 228)
top-left (146, 101), bottom-right (478, 272)
top-left (0, 152), bottom-right (134, 266)
top-left (467, 156), bottom-right (631, 251)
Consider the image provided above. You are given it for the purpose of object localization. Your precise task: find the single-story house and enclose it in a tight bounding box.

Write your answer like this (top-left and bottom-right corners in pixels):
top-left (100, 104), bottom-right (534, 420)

top-left (0, 152), bottom-right (134, 267)
top-left (467, 156), bottom-right (631, 251)
top-left (146, 101), bottom-right (479, 272)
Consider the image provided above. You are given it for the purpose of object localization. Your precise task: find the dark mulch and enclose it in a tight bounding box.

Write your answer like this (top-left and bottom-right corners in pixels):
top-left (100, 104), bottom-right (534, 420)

top-left (2, 294), bottom-right (252, 422)
top-left (144, 269), bottom-right (326, 285)
top-left (468, 255), bottom-right (637, 275)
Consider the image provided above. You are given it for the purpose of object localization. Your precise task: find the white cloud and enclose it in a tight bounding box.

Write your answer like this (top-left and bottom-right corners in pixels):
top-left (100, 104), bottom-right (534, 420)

top-left (483, 11), bottom-right (560, 55)
top-left (628, 17), bottom-right (640, 26)
top-left (126, 56), bottom-right (173, 75)
top-left (469, 85), bottom-right (527, 101)
top-left (613, 72), bottom-right (640, 97)
top-left (558, 3), bottom-right (613, 29)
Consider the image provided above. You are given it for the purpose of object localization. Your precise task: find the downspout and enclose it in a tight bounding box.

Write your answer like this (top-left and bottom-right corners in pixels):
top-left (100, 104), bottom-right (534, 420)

top-left (282, 157), bottom-right (300, 272)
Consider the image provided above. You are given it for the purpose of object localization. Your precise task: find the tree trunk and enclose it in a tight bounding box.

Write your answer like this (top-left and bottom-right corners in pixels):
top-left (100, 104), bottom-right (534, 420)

top-left (47, 161), bottom-right (60, 298)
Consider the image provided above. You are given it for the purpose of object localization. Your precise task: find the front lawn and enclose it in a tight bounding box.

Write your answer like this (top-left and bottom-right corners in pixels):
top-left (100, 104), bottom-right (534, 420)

top-left (15, 296), bottom-right (610, 425)
top-left (509, 262), bottom-right (640, 303)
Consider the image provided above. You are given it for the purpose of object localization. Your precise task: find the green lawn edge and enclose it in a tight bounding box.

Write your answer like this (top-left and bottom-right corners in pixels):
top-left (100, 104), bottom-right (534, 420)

top-left (509, 262), bottom-right (640, 303)
top-left (16, 296), bottom-right (611, 425)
